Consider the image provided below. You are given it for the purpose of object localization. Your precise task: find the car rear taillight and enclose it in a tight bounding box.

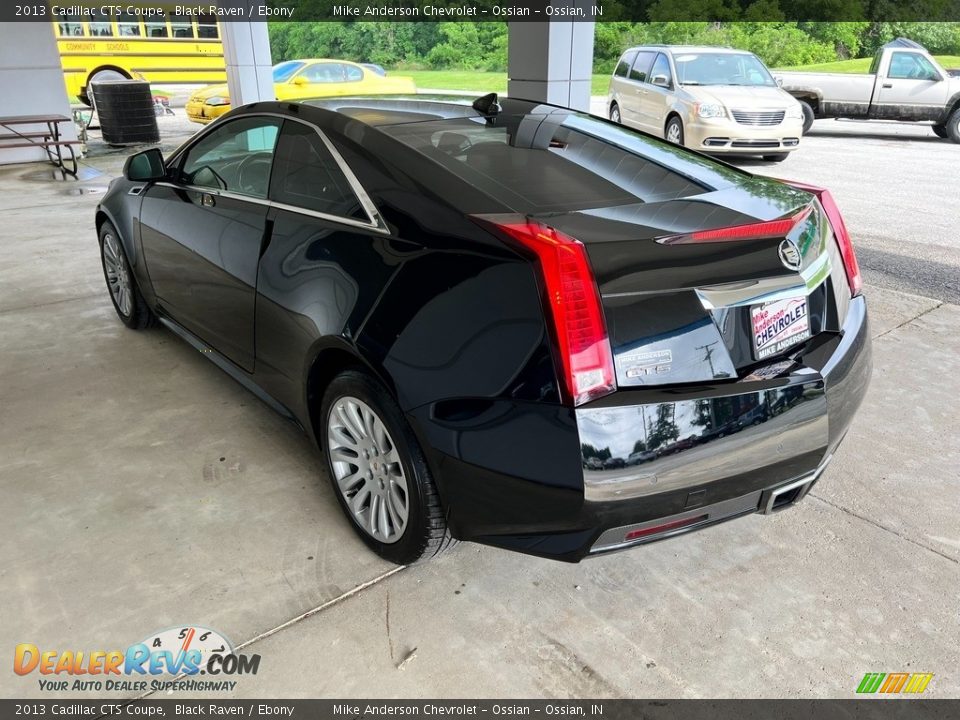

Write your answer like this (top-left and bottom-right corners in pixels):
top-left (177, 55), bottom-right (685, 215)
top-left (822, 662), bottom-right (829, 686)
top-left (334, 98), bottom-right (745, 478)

top-left (658, 204), bottom-right (814, 245)
top-left (474, 216), bottom-right (616, 406)
top-left (782, 180), bottom-right (862, 296)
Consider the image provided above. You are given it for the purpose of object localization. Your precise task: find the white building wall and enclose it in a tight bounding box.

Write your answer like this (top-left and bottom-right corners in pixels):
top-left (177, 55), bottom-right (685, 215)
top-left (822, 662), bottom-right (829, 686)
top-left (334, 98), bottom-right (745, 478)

top-left (0, 22), bottom-right (76, 166)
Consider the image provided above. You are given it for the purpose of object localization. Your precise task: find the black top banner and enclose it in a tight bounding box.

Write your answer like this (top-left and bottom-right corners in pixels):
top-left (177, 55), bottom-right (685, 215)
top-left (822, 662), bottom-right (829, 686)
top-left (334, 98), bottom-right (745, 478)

top-left (6, 0), bottom-right (960, 22)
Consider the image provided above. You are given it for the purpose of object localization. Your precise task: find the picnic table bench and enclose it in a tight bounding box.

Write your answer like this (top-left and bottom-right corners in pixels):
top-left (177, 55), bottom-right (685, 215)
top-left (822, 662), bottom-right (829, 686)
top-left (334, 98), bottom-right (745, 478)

top-left (0, 114), bottom-right (81, 176)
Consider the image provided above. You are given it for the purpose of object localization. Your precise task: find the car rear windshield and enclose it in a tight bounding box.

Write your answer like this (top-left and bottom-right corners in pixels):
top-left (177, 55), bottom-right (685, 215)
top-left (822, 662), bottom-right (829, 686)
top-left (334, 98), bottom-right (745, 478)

top-left (382, 112), bottom-right (705, 214)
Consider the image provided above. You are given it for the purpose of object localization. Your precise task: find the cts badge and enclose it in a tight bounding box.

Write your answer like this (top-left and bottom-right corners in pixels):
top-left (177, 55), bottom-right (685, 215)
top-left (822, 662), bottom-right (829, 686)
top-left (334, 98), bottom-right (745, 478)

top-left (778, 238), bottom-right (802, 270)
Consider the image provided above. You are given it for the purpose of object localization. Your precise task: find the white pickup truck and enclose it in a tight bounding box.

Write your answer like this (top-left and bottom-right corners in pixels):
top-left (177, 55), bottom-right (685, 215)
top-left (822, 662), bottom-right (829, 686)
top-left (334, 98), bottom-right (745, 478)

top-left (774, 38), bottom-right (960, 142)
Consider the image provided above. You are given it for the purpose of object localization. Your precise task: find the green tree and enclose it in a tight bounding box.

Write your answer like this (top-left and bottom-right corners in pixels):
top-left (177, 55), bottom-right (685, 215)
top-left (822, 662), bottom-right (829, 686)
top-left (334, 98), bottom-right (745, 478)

top-left (801, 21), bottom-right (871, 58)
top-left (646, 405), bottom-right (680, 451)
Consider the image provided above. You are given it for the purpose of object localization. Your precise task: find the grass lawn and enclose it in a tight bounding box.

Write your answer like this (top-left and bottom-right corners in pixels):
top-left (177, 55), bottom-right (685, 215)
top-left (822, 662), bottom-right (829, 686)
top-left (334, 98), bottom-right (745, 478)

top-left (399, 70), bottom-right (612, 97)
top-left (400, 59), bottom-right (960, 94)
top-left (775, 55), bottom-right (960, 73)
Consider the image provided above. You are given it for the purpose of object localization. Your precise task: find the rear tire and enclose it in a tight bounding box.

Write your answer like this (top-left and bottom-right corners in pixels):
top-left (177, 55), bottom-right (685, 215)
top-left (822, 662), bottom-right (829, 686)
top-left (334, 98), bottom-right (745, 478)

top-left (799, 100), bottom-right (815, 134)
top-left (665, 116), bottom-right (684, 146)
top-left (99, 221), bottom-right (156, 330)
top-left (944, 108), bottom-right (960, 143)
top-left (321, 369), bottom-right (455, 565)
top-left (763, 153), bottom-right (790, 162)
top-left (81, 68), bottom-right (128, 106)
top-left (609, 103), bottom-right (621, 124)
top-left (932, 123), bottom-right (948, 139)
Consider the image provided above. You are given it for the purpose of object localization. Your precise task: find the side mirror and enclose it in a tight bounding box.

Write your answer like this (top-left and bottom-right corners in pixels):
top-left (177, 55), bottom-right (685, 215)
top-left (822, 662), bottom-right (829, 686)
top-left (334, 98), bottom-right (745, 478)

top-left (124, 148), bottom-right (165, 182)
top-left (652, 74), bottom-right (670, 88)
top-left (292, 75), bottom-right (309, 86)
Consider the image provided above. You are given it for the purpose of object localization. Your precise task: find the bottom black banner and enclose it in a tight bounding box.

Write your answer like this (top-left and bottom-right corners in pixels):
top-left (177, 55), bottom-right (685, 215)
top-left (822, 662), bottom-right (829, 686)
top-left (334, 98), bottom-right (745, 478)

top-left (0, 700), bottom-right (958, 720)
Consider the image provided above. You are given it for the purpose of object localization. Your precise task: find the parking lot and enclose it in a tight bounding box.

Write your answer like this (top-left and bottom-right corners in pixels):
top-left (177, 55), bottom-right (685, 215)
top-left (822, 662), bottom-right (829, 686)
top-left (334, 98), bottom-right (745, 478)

top-left (1, 110), bottom-right (958, 699)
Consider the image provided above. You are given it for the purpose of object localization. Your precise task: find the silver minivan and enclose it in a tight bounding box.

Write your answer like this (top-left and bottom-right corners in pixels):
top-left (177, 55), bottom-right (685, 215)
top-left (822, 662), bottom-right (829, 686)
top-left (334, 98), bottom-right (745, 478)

top-left (608, 45), bottom-right (805, 162)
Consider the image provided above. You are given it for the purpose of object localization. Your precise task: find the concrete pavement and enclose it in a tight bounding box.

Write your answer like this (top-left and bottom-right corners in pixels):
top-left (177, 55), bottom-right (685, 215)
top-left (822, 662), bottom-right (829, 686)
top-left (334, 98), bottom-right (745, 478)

top-left (0, 118), bottom-right (957, 700)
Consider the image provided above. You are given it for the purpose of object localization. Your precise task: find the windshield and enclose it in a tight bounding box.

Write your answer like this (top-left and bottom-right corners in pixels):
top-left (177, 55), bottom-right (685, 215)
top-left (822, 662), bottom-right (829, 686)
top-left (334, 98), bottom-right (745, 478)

top-left (273, 61), bottom-right (306, 83)
top-left (673, 53), bottom-right (775, 87)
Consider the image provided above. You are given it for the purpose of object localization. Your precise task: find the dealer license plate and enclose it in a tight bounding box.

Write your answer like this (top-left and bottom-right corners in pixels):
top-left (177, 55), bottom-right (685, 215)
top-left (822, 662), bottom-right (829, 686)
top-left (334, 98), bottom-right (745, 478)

top-left (751, 296), bottom-right (811, 360)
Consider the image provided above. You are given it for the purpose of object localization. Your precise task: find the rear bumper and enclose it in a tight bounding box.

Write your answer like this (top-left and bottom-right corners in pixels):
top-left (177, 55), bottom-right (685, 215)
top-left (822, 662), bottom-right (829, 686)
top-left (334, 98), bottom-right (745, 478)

top-left (414, 295), bottom-right (870, 562)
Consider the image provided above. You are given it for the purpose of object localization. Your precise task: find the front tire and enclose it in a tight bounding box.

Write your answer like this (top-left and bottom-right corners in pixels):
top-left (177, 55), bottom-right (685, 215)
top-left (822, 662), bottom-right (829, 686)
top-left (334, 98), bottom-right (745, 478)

top-left (609, 103), bottom-right (621, 124)
top-left (665, 116), bottom-right (684, 146)
top-left (99, 221), bottom-right (156, 329)
top-left (799, 100), bottom-right (815, 134)
top-left (81, 68), bottom-right (128, 106)
top-left (944, 108), bottom-right (960, 143)
top-left (763, 153), bottom-right (790, 162)
top-left (321, 369), bottom-right (454, 565)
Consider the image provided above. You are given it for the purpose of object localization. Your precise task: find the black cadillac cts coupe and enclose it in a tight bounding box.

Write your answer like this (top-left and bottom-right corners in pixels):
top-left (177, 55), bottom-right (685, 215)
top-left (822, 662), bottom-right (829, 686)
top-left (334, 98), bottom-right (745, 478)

top-left (96, 95), bottom-right (871, 564)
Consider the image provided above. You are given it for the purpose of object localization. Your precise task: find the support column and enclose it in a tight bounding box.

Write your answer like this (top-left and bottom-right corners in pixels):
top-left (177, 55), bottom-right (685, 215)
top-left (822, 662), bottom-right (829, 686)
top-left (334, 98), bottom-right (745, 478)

top-left (217, 2), bottom-right (273, 106)
top-left (507, 14), bottom-right (595, 112)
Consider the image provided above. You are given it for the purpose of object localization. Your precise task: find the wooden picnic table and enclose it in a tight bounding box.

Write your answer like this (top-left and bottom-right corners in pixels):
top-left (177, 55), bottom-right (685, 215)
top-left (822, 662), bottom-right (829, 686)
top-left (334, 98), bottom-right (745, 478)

top-left (0, 114), bottom-right (81, 176)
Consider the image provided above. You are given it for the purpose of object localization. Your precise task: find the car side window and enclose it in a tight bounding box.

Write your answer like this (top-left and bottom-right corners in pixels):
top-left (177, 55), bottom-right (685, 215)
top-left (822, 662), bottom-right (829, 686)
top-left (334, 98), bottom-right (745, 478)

top-left (614, 51), bottom-right (637, 78)
top-left (301, 63), bottom-right (346, 83)
top-left (630, 51), bottom-right (656, 83)
top-left (888, 52), bottom-right (939, 81)
top-left (650, 53), bottom-right (672, 86)
top-left (179, 117), bottom-right (282, 198)
top-left (344, 65), bottom-right (364, 82)
top-left (269, 121), bottom-right (367, 221)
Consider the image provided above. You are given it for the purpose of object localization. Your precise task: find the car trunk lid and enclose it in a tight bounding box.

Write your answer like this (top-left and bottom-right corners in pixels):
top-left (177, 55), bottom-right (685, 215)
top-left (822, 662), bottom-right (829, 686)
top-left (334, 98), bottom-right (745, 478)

top-left (519, 183), bottom-right (857, 389)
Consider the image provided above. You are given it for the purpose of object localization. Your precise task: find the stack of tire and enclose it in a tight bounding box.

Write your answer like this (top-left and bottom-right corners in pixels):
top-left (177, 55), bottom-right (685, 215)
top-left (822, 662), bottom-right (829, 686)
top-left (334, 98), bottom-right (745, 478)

top-left (91, 80), bottom-right (160, 146)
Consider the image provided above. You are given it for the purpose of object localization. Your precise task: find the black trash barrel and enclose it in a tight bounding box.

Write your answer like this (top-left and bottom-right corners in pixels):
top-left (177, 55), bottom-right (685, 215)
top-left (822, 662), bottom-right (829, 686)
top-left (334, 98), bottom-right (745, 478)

top-left (91, 80), bottom-right (160, 146)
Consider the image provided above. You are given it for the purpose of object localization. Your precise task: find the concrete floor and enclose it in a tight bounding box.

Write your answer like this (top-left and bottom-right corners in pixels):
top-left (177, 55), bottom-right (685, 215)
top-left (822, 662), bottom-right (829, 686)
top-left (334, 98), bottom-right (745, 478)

top-left (1, 115), bottom-right (958, 700)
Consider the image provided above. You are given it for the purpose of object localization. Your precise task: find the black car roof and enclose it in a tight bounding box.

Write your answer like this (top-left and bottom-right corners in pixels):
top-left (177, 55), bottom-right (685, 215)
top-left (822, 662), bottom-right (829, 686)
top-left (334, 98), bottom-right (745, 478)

top-left (218, 96), bottom-right (773, 219)
top-left (303, 95), bottom-right (479, 125)
top-left (235, 95), bottom-right (582, 131)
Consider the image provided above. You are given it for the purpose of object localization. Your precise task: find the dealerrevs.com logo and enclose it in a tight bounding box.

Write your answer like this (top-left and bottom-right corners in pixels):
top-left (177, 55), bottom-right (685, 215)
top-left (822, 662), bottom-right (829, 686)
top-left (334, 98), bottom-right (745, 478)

top-left (14, 626), bottom-right (260, 693)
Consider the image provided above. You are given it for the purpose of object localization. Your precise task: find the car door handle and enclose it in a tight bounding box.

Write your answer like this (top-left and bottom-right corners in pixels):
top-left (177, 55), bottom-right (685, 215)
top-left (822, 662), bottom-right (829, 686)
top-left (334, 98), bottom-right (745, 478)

top-left (201, 193), bottom-right (216, 207)
top-left (882, 83), bottom-right (893, 89)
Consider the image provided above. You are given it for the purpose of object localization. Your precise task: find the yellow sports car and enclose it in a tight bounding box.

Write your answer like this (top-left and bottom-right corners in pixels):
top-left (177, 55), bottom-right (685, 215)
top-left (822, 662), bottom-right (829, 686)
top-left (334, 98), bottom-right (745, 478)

top-left (186, 59), bottom-right (417, 124)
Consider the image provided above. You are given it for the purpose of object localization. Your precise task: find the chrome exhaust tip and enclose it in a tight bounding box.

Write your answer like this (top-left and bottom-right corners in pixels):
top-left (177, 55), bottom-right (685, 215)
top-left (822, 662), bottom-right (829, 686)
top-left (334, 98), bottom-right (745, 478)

top-left (759, 454), bottom-right (832, 514)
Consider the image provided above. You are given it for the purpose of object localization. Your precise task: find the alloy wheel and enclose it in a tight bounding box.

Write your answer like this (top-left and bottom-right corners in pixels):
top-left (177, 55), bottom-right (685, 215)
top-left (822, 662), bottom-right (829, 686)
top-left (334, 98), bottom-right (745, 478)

top-left (327, 396), bottom-right (410, 544)
top-left (102, 232), bottom-right (132, 317)
top-left (666, 122), bottom-right (682, 144)
top-left (610, 105), bottom-right (620, 123)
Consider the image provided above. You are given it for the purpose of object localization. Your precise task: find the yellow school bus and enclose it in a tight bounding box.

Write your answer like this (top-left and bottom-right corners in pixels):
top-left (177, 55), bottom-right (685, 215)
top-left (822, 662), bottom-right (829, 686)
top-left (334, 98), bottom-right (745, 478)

top-left (53, 9), bottom-right (227, 104)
